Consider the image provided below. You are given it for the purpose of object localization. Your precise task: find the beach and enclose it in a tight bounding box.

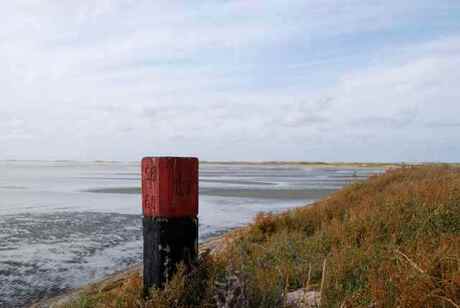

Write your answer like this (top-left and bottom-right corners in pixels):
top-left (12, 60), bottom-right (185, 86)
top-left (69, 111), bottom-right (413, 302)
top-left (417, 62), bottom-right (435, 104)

top-left (0, 161), bottom-right (383, 307)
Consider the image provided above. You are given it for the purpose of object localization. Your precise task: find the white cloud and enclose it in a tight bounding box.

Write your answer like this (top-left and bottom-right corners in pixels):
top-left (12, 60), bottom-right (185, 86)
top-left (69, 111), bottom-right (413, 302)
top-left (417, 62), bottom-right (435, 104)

top-left (0, 1), bottom-right (459, 161)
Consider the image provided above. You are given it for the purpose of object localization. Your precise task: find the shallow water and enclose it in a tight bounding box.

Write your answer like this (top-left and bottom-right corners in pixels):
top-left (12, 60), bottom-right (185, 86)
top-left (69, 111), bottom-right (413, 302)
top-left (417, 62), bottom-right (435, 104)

top-left (0, 161), bottom-right (382, 307)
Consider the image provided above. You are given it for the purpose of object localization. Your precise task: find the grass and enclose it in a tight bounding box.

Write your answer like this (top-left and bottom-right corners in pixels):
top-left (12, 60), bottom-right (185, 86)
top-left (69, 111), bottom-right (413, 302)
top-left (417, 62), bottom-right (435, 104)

top-left (68, 165), bottom-right (460, 307)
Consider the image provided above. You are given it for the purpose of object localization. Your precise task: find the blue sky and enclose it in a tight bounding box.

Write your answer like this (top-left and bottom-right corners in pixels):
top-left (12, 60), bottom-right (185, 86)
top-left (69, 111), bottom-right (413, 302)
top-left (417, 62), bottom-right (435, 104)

top-left (1, 1), bottom-right (460, 162)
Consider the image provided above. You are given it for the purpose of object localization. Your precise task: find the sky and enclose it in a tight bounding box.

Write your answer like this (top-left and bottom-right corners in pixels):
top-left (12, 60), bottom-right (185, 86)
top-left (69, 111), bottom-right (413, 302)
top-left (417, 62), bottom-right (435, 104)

top-left (1, 1), bottom-right (460, 162)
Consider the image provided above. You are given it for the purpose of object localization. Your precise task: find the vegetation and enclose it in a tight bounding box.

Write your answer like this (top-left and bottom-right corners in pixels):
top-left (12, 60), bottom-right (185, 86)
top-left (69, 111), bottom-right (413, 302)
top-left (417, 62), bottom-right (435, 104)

top-left (69, 165), bottom-right (460, 307)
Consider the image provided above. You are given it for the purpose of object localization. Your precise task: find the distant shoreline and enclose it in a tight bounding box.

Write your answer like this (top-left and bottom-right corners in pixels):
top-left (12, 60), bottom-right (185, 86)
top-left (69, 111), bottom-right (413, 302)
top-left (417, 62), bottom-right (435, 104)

top-left (201, 161), bottom-right (403, 168)
top-left (3, 160), bottom-right (456, 168)
top-left (2, 160), bottom-right (459, 170)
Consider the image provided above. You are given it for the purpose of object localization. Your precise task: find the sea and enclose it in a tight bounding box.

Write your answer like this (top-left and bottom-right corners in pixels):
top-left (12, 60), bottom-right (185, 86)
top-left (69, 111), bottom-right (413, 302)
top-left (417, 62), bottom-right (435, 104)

top-left (0, 161), bottom-right (383, 307)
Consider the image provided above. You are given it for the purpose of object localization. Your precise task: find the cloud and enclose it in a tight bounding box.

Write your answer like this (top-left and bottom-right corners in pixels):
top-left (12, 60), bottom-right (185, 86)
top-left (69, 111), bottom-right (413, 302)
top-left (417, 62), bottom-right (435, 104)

top-left (0, 1), bottom-right (459, 161)
top-left (425, 122), bottom-right (460, 128)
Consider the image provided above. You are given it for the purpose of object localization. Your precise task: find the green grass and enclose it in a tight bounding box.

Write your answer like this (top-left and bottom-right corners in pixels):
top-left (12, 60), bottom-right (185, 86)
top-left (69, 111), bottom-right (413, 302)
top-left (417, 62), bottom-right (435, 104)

top-left (69, 165), bottom-right (460, 307)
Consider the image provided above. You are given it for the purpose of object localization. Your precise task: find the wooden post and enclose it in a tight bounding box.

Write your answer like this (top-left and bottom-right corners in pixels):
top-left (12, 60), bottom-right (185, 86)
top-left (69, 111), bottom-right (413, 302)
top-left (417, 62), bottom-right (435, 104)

top-left (141, 157), bottom-right (199, 294)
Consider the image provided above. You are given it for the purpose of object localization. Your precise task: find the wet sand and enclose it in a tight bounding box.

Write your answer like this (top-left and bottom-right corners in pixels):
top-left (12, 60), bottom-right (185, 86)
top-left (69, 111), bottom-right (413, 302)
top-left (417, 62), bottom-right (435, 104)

top-left (84, 186), bottom-right (338, 200)
top-left (29, 233), bottom-right (238, 308)
top-left (199, 187), bottom-right (337, 199)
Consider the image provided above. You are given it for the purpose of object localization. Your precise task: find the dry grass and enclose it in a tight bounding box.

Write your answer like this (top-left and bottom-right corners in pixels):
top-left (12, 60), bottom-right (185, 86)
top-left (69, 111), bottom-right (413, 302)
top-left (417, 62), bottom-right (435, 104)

top-left (70, 165), bottom-right (460, 308)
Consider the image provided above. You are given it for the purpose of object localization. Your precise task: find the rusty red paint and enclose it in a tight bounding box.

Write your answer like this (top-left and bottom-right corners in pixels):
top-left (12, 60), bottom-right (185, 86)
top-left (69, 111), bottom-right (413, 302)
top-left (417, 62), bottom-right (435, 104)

top-left (142, 157), bottom-right (198, 217)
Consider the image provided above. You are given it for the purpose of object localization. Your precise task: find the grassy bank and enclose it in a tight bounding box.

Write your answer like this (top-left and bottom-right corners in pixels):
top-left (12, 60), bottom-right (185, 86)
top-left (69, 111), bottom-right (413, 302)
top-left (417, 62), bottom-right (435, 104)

top-left (68, 165), bottom-right (459, 307)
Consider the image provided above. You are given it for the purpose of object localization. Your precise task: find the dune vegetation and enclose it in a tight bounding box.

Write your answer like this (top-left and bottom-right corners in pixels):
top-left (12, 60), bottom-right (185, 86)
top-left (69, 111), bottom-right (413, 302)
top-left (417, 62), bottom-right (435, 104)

top-left (69, 165), bottom-right (460, 308)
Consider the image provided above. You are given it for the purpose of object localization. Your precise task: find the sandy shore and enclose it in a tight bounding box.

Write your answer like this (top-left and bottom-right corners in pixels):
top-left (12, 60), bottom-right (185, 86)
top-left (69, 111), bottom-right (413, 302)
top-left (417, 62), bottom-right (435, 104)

top-left (84, 186), bottom-right (338, 200)
top-left (201, 161), bottom-right (402, 169)
top-left (199, 187), bottom-right (337, 199)
top-left (29, 234), bottom-right (237, 308)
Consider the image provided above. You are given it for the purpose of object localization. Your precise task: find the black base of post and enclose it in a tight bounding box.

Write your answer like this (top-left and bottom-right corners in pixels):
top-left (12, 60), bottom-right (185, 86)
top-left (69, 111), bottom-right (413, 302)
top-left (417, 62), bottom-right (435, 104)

top-left (143, 217), bottom-right (198, 294)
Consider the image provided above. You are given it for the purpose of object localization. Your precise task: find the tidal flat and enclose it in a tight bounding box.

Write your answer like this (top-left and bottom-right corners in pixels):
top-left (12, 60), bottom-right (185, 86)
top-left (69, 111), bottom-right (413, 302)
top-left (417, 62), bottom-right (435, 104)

top-left (0, 161), bottom-right (383, 307)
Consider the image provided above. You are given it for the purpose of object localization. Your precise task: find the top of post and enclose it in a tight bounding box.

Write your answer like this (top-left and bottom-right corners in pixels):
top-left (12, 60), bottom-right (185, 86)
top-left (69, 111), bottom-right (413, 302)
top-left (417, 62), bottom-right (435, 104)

top-left (141, 157), bottom-right (199, 218)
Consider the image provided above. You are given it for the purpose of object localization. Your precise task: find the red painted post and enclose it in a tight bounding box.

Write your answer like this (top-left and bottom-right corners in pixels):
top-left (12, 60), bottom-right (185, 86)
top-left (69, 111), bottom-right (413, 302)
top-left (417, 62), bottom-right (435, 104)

top-left (142, 157), bottom-right (198, 218)
top-left (142, 157), bottom-right (199, 293)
